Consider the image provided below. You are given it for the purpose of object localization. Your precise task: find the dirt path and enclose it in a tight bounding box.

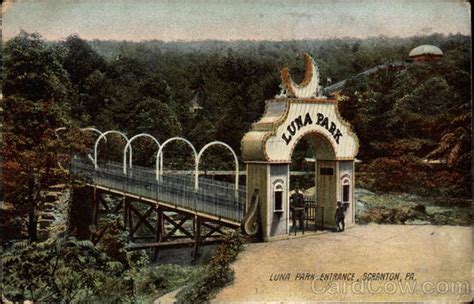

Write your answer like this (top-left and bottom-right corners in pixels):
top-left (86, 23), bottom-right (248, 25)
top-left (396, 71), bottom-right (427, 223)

top-left (214, 224), bottom-right (472, 302)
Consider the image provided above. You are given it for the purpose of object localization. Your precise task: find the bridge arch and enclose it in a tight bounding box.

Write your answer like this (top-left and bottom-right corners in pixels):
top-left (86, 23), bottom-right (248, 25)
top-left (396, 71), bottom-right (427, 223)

top-left (195, 141), bottom-right (239, 192)
top-left (94, 130), bottom-right (131, 170)
top-left (155, 137), bottom-right (197, 181)
top-left (123, 133), bottom-right (161, 174)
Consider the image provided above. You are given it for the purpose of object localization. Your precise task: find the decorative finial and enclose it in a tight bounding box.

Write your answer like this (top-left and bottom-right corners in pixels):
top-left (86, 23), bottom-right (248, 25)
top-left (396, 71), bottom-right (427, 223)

top-left (276, 53), bottom-right (323, 99)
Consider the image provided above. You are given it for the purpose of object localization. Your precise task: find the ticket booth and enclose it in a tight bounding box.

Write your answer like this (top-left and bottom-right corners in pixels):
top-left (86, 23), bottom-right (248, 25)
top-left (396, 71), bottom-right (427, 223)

top-left (241, 54), bottom-right (359, 241)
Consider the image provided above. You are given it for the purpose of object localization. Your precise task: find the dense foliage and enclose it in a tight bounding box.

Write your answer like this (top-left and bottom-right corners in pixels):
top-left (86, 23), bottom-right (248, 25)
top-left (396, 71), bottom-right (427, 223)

top-left (5, 33), bottom-right (470, 169)
top-left (87, 33), bottom-right (470, 196)
top-left (338, 46), bottom-right (471, 196)
top-left (177, 230), bottom-right (246, 303)
top-left (1, 213), bottom-right (200, 303)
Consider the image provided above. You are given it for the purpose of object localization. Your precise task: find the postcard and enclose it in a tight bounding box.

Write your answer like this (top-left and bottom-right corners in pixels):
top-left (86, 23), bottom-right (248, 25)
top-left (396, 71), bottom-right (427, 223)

top-left (1, 1), bottom-right (471, 303)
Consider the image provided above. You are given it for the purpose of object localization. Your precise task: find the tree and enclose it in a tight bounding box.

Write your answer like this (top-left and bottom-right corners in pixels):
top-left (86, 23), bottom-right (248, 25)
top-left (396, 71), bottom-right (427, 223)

top-left (2, 96), bottom-right (87, 241)
top-left (426, 112), bottom-right (471, 196)
top-left (60, 35), bottom-right (107, 89)
top-left (127, 98), bottom-right (182, 142)
top-left (2, 31), bottom-right (72, 103)
top-left (187, 115), bottom-right (217, 149)
top-left (139, 75), bottom-right (173, 104)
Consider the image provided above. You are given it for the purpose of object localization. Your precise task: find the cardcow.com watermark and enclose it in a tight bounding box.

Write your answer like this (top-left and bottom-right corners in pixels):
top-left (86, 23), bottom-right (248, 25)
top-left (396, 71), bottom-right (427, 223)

top-left (311, 279), bottom-right (471, 296)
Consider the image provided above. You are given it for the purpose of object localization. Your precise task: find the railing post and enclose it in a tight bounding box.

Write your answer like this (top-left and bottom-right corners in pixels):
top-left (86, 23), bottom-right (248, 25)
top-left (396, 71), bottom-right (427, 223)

top-left (123, 196), bottom-right (128, 231)
top-left (194, 160), bottom-right (199, 191)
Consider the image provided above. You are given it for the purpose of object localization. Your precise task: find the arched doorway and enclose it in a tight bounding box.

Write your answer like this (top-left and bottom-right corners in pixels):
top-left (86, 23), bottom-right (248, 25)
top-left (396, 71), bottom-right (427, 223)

top-left (289, 131), bottom-right (337, 232)
top-left (241, 54), bottom-right (358, 241)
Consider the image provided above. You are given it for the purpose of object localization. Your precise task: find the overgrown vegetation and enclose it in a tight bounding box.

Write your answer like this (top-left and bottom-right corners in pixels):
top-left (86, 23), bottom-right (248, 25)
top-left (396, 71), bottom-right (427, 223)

top-left (341, 53), bottom-right (471, 197)
top-left (177, 231), bottom-right (246, 303)
top-left (1, 214), bottom-right (201, 303)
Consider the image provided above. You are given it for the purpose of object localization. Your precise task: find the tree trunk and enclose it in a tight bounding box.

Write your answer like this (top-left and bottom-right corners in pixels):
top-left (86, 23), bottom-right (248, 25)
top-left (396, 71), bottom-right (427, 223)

top-left (28, 209), bottom-right (38, 242)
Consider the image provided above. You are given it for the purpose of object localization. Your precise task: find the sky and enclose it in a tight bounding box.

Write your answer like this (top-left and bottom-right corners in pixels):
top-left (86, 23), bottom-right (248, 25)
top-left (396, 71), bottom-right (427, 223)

top-left (2, 0), bottom-right (471, 42)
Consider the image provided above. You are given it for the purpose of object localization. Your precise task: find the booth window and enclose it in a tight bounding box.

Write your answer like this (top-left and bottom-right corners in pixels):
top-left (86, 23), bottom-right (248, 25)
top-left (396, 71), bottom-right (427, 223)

top-left (320, 167), bottom-right (334, 175)
top-left (273, 183), bottom-right (284, 212)
top-left (342, 178), bottom-right (351, 202)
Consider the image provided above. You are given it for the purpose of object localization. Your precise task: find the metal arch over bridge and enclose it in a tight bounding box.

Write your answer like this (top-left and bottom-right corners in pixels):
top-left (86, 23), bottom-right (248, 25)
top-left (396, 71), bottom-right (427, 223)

top-left (124, 133), bottom-right (161, 175)
top-left (70, 129), bottom-right (246, 256)
top-left (156, 136), bottom-right (197, 183)
top-left (196, 141), bottom-right (240, 192)
top-left (94, 130), bottom-right (132, 170)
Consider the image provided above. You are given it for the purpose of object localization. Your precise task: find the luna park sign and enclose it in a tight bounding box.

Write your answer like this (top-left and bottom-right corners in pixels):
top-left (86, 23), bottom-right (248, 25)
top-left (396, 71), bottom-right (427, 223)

top-left (281, 112), bottom-right (343, 145)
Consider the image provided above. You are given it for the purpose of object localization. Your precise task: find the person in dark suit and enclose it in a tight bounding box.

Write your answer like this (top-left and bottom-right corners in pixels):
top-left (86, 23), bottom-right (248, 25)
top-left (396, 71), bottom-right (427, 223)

top-left (290, 186), bottom-right (305, 234)
top-left (335, 201), bottom-right (345, 232)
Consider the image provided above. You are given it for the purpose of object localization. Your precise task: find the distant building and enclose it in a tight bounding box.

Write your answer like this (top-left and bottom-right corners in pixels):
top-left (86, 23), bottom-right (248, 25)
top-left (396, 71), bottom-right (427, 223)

top-left (408, 45), bottom-right (443, 62)
top-left (324, 44), bottom-right (443, 96)
top-left (189, 92), bottom-right (203, 113)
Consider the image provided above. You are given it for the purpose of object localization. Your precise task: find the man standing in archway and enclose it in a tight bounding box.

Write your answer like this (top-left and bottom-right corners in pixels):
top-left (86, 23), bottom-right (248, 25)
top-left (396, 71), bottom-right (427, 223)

top-left (290, 186), bottom-right (305, 235)
top-left (335, 201), bottom-right (345, 232)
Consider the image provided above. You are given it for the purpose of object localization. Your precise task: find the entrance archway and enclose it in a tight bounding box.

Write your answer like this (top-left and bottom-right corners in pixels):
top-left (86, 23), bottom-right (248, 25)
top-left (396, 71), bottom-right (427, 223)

top-left (289, 131), bottom-right (337, 232)
top-left (241, 54), bottom-right (358, 241)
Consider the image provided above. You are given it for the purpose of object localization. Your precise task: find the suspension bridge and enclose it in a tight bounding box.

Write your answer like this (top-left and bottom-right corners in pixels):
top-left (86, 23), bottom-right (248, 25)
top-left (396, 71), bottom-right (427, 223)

top-left (61, 128), bottom-right (249, 258)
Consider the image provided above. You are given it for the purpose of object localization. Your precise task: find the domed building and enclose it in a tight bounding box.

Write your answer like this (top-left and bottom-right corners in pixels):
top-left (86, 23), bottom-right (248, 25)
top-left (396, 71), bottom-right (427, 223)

top-left (408, 45), bottom-right (443, 62)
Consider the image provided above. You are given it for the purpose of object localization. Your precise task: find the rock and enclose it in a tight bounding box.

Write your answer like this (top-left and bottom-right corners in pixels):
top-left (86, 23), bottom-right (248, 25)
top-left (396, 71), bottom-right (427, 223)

top-left (43, 202), bottom-right (56, 211)
top-left (405, 219), bottom-right (431, 225)
top-left (40, 213), bottom-right (56, 220)
top-left (44, 191), bottom-right (61, 202)
top-left (412, 204), bottom-right (426, 214)
top-left (38, 228), bottom-right (50, 239)
top-left (39, 219), bottom-right (54, 229)
top-left (154, 287), bottom-right (183, 304)
top-left (356, 201), bottom-right (366, 211)
top-left (355, 188), bottom-right (374, 196)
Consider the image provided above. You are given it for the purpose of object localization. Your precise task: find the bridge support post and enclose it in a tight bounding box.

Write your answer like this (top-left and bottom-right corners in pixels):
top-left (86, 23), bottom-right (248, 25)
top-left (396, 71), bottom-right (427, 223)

top-left (122, 196), bottom-right (127, 231)
top-left (92, 187), bottom-right (99, 227)
top-left (193, 215), bottom-right (201, 258)
top-left (128, 201), bottom-right (134, 241)
top-left (153, 206), bottom-right (164, 260)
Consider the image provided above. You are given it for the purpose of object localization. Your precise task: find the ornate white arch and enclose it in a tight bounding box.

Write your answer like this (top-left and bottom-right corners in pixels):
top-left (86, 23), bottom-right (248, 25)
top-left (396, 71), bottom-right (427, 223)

top-left (195, 141), bottom-right (239, 192)
top-left (155, 137), bottom-right (197, 182)
top-left (123, 133), bottom-right (161, 174)
top-left (94, 130), bottom-right (130, 170)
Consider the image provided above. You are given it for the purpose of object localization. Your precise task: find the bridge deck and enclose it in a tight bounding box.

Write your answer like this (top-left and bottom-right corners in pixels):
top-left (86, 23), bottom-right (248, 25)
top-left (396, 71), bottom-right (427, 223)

top-left (71, 157), bottom-right (245, 225)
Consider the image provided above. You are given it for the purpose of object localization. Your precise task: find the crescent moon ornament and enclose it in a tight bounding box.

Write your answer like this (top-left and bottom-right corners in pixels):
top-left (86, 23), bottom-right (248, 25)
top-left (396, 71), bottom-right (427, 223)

top-left (276, 53), bottom-right (323, 99)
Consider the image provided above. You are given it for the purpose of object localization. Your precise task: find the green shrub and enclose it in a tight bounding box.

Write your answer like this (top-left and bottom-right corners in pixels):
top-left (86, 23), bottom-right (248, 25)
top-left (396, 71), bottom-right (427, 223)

top-left (133, 264), bottom-right (202, 303)
top-left (177, 230), bottom-right (246, 303)
top-left (1, 237), bottom-right (133, 302)
top-left (2, 234), bottom-right (203, 303)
